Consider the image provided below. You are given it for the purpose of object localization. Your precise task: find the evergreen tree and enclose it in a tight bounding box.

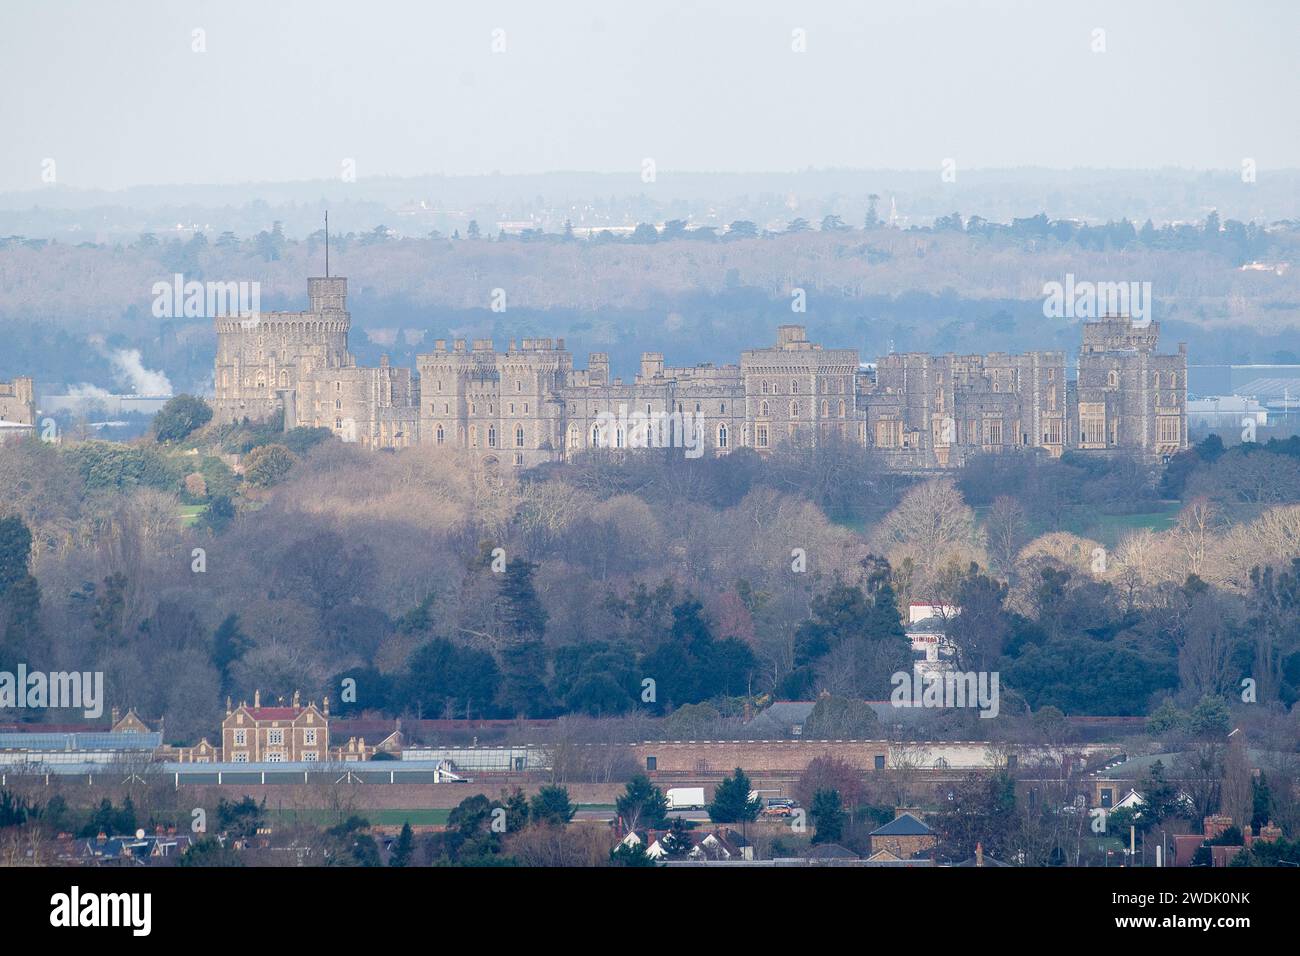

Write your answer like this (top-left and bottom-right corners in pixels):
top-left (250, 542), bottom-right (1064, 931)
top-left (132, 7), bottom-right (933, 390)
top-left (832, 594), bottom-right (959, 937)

top-left (809, 789), bottom-right (845, 844)
top-left (390, 822), bottom-right (414, 866)
top-left (211, 614), bottom-right (251, 693)
top-left (0, 516), bottom-right (33, 597)
top-left (609, 840), bottom-right (655, 866)
top-left (708, 768), bottom-right (760, 823)
top-left (616, 774), bottom-right (669, 831)
top-left (661, 816), bottom-right (694, 858)
top-left (529, 785), bottom-right (575, 826)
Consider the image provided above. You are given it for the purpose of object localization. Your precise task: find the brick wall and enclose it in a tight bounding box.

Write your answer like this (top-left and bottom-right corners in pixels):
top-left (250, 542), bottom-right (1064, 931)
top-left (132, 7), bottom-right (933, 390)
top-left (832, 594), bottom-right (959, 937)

top-left (633, 740), bottom-right (888, 774)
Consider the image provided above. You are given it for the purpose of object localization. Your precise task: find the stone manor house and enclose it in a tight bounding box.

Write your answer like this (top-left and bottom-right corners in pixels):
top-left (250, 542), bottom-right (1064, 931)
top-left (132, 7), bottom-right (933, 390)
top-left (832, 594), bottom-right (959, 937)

top-left (212, 275), bottom-right (1188, 468)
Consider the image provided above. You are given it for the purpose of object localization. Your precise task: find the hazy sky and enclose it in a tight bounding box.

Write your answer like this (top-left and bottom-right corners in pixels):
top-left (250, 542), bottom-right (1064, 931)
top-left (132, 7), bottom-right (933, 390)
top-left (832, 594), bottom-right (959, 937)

top-left (2, 0), bottom-right (1297, 192)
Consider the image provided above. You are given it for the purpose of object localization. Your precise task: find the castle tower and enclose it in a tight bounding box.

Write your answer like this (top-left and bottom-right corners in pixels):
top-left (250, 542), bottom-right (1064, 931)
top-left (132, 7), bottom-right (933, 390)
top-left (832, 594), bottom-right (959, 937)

top-left (213, 276), bottom-right (354, 426)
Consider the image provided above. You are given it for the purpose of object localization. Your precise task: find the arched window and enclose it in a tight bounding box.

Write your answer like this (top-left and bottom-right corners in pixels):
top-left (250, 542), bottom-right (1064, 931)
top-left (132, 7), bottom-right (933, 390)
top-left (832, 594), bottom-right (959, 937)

top-left (470, 426), bottom-right (479, 447)
top-left (591, 424), bottom-right (601, 446)
top-left (720, 402), bottom-right (726, 414)
top-left (279, 371), bottom-right (288, 386)
top-left (821, 400), bottom-right (829, 416)
top-left (435, 424), bottom-right (445, 445)
top-left (761, 381), bottom-right (769, 394)
top-left (616, 428), bottom-right (625, 449)
top-left (515, 425), bottom-right (525, 447)
top-left (760, 401), bottom-right (769, 416)
top-left (1108, 369), bottom-right (1119, 388)
top-left (791, 381), bottom-right (799, 394)
top-left (838, 400), bottom-right (846, 418)
top-left (790, 401), bottom-right (799, 418)
top-left (488, 425), bottom-right (496, 448)
top-left (718, 424), bottom-right (728, 448)
top-left (568, 424), bottom-right (581, 449)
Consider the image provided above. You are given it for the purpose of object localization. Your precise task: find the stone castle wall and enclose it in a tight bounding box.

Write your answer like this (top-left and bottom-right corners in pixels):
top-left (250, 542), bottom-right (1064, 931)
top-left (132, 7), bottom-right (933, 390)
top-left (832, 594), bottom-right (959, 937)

top-left (212, 276), bottom-right (1188, 465)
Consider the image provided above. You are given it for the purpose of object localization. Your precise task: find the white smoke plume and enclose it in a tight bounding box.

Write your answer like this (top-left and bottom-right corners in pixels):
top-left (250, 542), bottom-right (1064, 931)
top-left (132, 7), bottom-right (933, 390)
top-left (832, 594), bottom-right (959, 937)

top-left (108, 348), bottom-right (173, 396)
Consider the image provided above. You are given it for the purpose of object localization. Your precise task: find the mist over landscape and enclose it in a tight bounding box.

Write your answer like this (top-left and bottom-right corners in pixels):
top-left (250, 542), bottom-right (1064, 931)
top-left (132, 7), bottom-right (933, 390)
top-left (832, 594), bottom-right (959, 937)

top-left (2, 0), bottom-right (1300, 917)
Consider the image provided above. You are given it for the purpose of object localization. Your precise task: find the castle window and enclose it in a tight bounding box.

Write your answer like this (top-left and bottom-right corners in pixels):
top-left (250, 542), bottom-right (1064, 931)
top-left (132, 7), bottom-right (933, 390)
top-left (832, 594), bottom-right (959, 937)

top-left (791, 381), bottom-right (799, 394)
top-left (488, 425), bottom-right (496, 447)
top-left (280, 371), bottom-right (288, 386)
top-left (616, 428), bottom-right (625, 449)
top-left (591, 424), bottom-right (601, 446)
top-left (720, 403), bottom-right (725, 414)
top-left (695, 402), bottom-right (701, 413)
top-left (471, 427), bottom-right (479, 447)
top-left (234, 730), bottom-right (246, 746)
top-left (1109, 369), bottom-right (1119, 388)
top-left (509, 403), bottom-right (515, 414)
top-left (524, 404), bottom-right (528, 413)
top-left (718, 424), bottom-right (728, 448)
top-left (790, 401), bottom-right (799, 418)
top-left (336, 382), bottom-right (341, 392)
top-left (514, 453), bottom-right (524, 466)
top-left (335, 399), bottom-right (341, 410)
top-left (1158, 416), bottom-right (1180, 444)
top-left (821, 400), bottom-right (829, 416)
top-left (761, 381), bottom-right (769, 394)
top-left (1079, 403), bottom-right (1105, 445)
top-left (305, 729), bottom-right (317, 745)
top-left (436, 424), bottom-right (445, 445)
top-left (335, 418), bottom-right (342, 429)
top-left (516, 381), bottom-right (522, 392)
top-left (515, 425), bottom-right (524, 447)
top-left (568, 424), bottom-right (580, 449)
top-left (437, 380), bottom-right (442, 391)
top-left (757, 425), bottom-right (769, 448)
top-left (839, 400), bottom-right (846, 418)
top-left (760, 401), bottom-right (769, 417)
top-left (269, 729), bottom-right (283, 746)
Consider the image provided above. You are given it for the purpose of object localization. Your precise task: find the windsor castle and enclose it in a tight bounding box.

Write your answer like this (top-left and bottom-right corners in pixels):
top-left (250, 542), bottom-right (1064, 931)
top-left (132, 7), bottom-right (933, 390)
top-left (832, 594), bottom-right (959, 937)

top-left (212, 275), bottom-right (1188, 469)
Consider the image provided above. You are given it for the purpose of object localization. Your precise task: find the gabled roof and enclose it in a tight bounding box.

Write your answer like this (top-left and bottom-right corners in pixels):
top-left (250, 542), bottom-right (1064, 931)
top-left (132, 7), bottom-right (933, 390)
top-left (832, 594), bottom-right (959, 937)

top-left (869, 812), bottom-right (933, 837)
top-left (806, 843), bottom-right (860, 860)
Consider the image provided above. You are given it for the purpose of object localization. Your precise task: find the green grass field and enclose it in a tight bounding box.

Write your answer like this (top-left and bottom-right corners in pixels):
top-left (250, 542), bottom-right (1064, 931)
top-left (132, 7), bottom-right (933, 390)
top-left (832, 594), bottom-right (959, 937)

top-left (178, 504), bottom-right (207, 526)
